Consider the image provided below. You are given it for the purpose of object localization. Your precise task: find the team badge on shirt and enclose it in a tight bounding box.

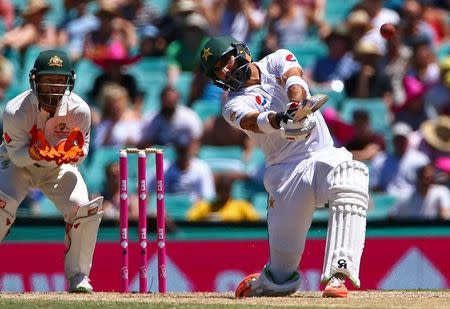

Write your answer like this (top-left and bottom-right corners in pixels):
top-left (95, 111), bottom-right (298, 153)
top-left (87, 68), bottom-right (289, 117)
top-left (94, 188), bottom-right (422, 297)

top-left (255, 95), bottom-right (269, 107)
top-left (286, 54), bottom-right (297, 62)
top-left (54, 123), bottom-right (70, 135)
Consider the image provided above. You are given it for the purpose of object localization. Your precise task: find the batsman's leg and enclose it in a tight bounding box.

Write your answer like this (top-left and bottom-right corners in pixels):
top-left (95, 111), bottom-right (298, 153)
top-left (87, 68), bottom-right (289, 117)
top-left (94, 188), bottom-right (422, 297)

top-left (322, 160), bottom-right (369, 296)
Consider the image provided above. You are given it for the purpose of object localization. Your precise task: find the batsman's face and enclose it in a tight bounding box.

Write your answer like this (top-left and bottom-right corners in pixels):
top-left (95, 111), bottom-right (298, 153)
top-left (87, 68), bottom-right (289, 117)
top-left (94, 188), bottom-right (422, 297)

top-left (214, 53), bottom-right (236, 82)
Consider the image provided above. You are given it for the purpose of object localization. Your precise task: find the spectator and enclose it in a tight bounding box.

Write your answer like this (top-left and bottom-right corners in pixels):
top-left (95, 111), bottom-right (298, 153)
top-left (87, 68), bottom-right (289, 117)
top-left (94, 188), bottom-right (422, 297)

top-left (321, 107), bottom-right (355, 147)
top-left (257, 30), bottom-right (280, 60)
top-left (186, 174), bottom-right (260, 222)
top-left (406, 40), bottom-right (440, 85)
top-left (205, 0), bottom-right (264, 43)
top-left (267, 0), bottom-right (309, 47)
top-left (370, 122), bottom-right (430, 198)
top-left (138, 85), bottom-right (203, 147)
top-left (89, 41), bottom-right (142, 109)
top-left (99, 162), bottom-right (139, 220)
top-left (138, 25), bottom-right (167, 57)
top-left (345, 9), bottom-right (372, 46)
top-left (166, 13), bottom-right (209, 83)
top-left (158, 0), bottom-right (199, 44)
top-left (93, 83), bottom-right (143, 148)
top-left (389, 163), bottom-right (450, 220)
top-left (0, 0), bottom-right (57, 52)
top-left (0, 0), bottom-right (14, 30)
top-left (344, 40), bottom-right (392, 102)
top-left (148, 131), bottom-right (215, 203)
top-left (84, 1), bottom-right (138, 58)
top-left (380, 25), bottom-right (412, 107)
top-left (309, 25), bottom-right (357, 85)
top-left (345, 109), bottom-right (385, 162)
top-left (410, 116), bottom-right (450, 161)
top-left (424, 56), bottom-right (450, 118)
top-left (57, 0), bottom-right (99, 62)
top-left (400, 0), bottom-right (436, 48)
top-left (393, 76), bottom-right (429, 131)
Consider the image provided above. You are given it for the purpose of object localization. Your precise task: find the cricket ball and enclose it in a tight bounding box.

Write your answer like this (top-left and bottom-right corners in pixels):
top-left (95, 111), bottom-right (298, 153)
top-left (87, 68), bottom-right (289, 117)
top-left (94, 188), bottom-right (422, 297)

top-left (380, 23), bottom-right (396, 39)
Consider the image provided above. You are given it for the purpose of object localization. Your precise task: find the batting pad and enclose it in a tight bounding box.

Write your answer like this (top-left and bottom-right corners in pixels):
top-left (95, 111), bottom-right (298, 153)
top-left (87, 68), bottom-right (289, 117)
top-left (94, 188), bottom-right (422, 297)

top-left (65, 197), bottom-right (104, 279)
top-left (0, 191), bottom-right (18, 242)
top-left (321, 160), bottom-right (369, 288)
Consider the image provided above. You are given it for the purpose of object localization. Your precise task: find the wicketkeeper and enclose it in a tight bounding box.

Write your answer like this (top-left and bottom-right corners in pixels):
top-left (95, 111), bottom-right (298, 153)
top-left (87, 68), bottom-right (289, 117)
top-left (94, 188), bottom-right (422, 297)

top-left (0, 50), bottom-right (103, 293)
top-left (200, 36), bottom-right (369, 298)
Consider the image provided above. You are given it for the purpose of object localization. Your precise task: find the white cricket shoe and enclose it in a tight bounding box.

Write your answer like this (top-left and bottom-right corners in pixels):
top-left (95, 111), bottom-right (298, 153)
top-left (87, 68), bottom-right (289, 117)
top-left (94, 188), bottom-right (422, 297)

top-left (69, 273), bottom-right (93, 293)
top-left (235, 266), bottom-right (301, 297)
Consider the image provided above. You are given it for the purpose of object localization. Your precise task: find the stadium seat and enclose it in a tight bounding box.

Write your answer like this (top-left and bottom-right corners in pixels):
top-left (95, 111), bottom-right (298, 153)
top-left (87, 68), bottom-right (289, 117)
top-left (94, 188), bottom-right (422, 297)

top-left (286, 39), bottom-right (328, 69)
top-left (251, 192), bottom-right (268, 218)
top-left (367, 193), bottom-right (398, 221)
top-left (191, 99), bottom-right (221, 122)
top-left (175, 71), bottom-right (193, 105)
top-left (198, 145), bottom-right (245, 173)
top-left (340, 98), bottom-right (390, 134)
top-left (325, 0), bottom-right (360, 26)
top-left (148, 193), bottom-right (192, 221)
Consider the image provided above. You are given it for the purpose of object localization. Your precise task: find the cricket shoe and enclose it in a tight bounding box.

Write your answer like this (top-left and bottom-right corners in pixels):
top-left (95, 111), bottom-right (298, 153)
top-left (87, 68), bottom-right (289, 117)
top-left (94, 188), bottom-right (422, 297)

top-left (235, 266), bottom-right (301, 298)
top-left (69, 273), bottom-right (93, 293)
top-left (322, 274), bottom-right (348, 298)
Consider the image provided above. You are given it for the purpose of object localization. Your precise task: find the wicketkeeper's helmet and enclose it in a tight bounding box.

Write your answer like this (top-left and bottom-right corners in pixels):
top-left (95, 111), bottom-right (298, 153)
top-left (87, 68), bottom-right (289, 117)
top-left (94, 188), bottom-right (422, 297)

top-left (200, 36), bottom-right (251, 91)
top-left (29, 50), bottom-right (76, 110)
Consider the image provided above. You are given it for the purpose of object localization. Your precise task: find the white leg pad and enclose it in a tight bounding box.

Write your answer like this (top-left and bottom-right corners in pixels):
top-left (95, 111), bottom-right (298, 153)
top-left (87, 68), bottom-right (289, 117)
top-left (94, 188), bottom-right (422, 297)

top-left (64, 197), bottom-right (104, 279)
top-left (0, 191), bottom-right (18, 242)
top-left (321, 160), bottom-right (369, 288)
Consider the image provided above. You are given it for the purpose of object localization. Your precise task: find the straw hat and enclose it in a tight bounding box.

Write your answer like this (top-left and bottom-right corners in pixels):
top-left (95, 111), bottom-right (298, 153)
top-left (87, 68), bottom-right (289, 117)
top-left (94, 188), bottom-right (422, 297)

top-left (420, 116), bottom-right (450, 152)
top-left (22, 0), bottom-right (50, 18)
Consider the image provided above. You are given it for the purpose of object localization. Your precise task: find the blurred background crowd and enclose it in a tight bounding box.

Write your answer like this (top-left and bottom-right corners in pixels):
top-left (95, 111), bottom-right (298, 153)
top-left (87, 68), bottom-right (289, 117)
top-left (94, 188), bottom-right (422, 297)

top-left (0, 0), bottom-right (449, 223)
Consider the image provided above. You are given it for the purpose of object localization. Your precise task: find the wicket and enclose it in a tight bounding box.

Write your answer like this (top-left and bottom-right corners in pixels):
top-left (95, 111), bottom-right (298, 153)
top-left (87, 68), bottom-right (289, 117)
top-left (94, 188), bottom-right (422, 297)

top-left (119, 148), bottom-right (167, 293)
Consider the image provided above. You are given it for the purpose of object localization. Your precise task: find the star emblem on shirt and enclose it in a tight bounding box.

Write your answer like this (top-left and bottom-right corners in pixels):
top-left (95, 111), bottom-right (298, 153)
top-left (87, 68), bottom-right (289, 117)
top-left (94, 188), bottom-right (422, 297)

top-left (202, 47), bottom-right (213, 61)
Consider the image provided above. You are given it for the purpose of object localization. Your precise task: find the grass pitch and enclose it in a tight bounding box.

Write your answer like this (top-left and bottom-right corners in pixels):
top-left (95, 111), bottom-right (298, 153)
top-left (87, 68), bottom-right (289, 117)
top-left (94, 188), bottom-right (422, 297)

top-left (0, 291), bottom-right (449, 309)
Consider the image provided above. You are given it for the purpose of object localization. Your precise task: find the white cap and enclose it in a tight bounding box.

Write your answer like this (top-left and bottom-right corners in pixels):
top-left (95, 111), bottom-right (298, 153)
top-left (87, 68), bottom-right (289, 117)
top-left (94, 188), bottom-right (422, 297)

top-left (392, 122), bottom-right (412, 137)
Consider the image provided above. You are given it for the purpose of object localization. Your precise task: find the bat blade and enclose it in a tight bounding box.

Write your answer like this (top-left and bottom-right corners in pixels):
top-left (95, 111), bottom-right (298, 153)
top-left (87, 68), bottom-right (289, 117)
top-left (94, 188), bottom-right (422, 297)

top-left (293, 94), bottom-right (329, 122)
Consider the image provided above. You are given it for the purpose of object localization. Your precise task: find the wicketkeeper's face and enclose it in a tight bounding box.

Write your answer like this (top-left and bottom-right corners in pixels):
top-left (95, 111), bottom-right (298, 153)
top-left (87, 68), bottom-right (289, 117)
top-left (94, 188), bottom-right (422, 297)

top-left (35, 74), bottom-right (69, 112)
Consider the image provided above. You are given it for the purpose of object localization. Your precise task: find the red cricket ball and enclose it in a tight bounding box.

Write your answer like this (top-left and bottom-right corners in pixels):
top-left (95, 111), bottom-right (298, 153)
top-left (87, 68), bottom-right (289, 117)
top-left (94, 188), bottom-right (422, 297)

top-left (380, 23), bottom-right (396, 39)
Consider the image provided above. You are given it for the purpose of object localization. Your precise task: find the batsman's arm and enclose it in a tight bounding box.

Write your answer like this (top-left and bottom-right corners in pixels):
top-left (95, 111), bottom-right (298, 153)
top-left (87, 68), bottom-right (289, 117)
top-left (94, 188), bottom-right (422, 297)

top-left (281, 67), bottom-right (308, 103)
top-left (240, 111), bottom-right (281, 133)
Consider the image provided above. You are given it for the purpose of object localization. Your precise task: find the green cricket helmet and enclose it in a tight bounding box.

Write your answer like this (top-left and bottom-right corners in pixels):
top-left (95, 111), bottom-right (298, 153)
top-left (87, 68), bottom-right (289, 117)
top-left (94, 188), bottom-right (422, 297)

top-left (29, 50), bottom-right (76, 111)
top-left (200, 36), bottom-right (252, 91)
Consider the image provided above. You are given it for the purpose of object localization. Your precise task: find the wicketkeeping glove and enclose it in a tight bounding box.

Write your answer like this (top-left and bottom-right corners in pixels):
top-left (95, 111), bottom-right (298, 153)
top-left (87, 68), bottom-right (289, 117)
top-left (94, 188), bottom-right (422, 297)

top-left (55, 127), bottom-right (85, 165)
top-left (28, 126), bottom-right (60, 161)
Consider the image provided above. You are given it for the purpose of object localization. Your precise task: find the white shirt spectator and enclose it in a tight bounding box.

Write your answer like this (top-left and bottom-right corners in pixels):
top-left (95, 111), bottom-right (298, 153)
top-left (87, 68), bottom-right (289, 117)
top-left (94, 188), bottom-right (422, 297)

top-left (370, 148), bottom-right (430, 198)
top-left (389, 185), bottom-right (450, 219)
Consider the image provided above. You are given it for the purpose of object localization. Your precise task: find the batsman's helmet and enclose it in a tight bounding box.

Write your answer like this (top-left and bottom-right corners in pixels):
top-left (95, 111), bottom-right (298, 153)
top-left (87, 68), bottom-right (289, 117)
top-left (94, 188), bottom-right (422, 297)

top-left (200, 36), bottom-right (251, 91)
top-left (29, 50), bottom-right (76, 110)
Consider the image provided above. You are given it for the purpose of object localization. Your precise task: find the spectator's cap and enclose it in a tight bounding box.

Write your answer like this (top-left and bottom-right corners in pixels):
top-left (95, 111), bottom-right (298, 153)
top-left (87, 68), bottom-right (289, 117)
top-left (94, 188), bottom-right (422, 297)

top-left (435, 156), bottom-right (450, 173)
top-left (139, 25), bottom-right (160, 38)
top-left (95, 1), bottom-right (120, 18)
top-left (420, 116), bottom-right (450, 152)
top-left (400, 75), bottom-right (426, 109)
top-left (354, 39), bottom-right (382, 56)
top-left (173, 130), bottom-right (193, 148)
top-left (22, 0), bottom-right (50, 18)
top-left (392, 122), bottom-right (412, 137)
top-left (171, 0), bottom-right (198, 15)
top-left (347, 9), bottom-right (371, 29)
top-left (89, 41), bottom-right (141, 68)
top-left (324, 25), bottom-right (352, 50)
top-left (184, 13), bottom-right (208, 31)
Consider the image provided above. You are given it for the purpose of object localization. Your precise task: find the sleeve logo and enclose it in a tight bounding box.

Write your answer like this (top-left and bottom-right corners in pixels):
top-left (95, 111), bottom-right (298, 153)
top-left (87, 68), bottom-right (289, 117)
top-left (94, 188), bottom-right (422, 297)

top-left (3, 132), bottom-right (11, 143)
top-left (286, 54), bottom-right (297, 62)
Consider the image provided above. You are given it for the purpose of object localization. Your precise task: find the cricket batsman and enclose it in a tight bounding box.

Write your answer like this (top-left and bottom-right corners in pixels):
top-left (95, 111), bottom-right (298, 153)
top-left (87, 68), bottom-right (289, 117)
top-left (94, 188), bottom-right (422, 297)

top-left (0, 50), bottom-right (103, 293)
top-left (199, 36), bottom-right (369, 298)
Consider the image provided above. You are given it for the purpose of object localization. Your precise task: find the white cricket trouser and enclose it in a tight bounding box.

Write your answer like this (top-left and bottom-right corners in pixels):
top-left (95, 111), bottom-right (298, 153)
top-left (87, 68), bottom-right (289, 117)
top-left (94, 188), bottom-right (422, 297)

top-left (263, 147), bottom-right (352, 272)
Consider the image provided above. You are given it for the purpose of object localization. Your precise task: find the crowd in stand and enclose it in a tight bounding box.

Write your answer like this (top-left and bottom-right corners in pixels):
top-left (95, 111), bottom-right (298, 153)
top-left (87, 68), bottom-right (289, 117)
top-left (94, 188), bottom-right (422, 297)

top-left (0, 0), bottom-right (449, 222)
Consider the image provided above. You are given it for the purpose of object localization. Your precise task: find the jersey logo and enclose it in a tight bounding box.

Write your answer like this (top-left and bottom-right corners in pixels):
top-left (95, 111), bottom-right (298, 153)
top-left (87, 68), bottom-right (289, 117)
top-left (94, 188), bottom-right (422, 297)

top-left (255, 95), bottom-right (269, 106)
top-left (3, 132), bottom-right (11, 143)
top-left (286, 54), bottom-right (297, 62)
top-left (54, 123), bottom-right (70, 134)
